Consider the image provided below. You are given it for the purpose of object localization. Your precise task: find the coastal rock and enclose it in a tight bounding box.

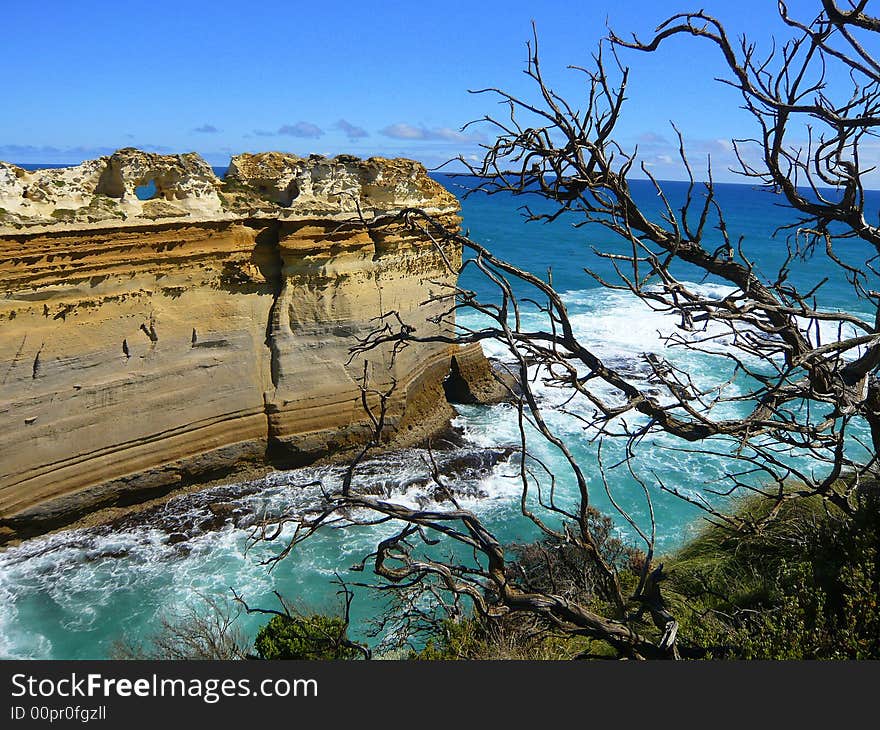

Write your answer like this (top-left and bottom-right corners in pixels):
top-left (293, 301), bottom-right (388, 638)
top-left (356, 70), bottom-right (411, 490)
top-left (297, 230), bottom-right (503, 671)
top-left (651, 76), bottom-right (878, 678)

top-left (224, 152), bottom-right (458, 216)
top-left (0, 148), bottom-right (223, 227)
top-left (0, 149), bottom-right (493, 544)
top-left (0, 149), bottom-right (457, 230)
top-left (444, 343), bottom-right (515, 404)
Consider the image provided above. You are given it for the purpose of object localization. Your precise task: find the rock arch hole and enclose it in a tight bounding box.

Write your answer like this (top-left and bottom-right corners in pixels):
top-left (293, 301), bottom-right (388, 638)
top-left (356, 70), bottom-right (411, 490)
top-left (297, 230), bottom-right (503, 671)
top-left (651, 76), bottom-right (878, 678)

top-left (135, 179), bottom-right (158, 200)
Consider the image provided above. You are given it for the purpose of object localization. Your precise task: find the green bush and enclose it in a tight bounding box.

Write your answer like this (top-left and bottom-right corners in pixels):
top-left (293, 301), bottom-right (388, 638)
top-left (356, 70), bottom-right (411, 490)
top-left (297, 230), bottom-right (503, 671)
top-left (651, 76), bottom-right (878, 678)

top-left (410, 483), bottom-right (880, 660)
top-left (669, 484), bottom-right (880, 659)
top-left (254, 614), bottom-right (362, 660)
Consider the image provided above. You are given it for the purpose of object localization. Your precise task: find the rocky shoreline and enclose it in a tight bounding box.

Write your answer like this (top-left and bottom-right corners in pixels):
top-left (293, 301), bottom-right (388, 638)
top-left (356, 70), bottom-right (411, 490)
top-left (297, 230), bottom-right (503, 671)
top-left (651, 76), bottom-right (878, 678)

top-left (0, 417), bottom-right (516, 552)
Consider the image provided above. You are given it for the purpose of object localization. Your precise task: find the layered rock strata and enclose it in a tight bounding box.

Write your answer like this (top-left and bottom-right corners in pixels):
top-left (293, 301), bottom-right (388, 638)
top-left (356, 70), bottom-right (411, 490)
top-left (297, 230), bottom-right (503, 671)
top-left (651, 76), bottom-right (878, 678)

top-left (0, 149), bottom-right (497, 544)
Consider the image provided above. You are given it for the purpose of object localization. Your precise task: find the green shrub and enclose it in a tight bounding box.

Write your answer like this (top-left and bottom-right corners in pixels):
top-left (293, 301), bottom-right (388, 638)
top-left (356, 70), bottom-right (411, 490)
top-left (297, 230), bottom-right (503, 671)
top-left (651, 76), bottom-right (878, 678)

top-left (669, 484), bottom-right (880, 659)
top-left (410, 615), bottom-right (604, 660)
top-left (410, 483), bottom-right (880, 660)
top-left (254, 614), bottom-right (362, 660)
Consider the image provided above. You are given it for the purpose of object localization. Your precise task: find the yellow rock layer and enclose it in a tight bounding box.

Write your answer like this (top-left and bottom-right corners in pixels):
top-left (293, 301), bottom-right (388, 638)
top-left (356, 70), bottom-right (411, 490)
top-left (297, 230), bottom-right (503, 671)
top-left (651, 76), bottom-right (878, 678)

top-left (0, 151), bottom-right (495, 543)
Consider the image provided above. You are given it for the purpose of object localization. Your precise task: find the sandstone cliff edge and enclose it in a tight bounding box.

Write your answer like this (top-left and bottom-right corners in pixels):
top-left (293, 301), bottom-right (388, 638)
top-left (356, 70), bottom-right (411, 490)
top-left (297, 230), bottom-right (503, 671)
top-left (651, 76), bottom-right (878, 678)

top-left (0, 149), bottom-right (500, 544)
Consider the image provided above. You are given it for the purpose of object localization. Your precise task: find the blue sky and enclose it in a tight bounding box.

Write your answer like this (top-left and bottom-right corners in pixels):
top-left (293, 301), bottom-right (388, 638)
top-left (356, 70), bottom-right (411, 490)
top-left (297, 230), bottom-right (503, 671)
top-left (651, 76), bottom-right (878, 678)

top-left (0, 0), bottom-right (860, 181)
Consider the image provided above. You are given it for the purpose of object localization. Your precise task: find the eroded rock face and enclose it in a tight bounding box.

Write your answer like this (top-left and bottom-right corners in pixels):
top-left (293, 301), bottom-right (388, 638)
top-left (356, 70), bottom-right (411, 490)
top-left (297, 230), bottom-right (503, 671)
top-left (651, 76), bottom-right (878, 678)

top-left (0, 148), bottom-right (224, 226)
top-left (223, 152), bottom-right (458, 215)
top-left (96, 149), bottom-right (223, 218)
top-left (0, 149), bottom-right (458, 230)
top-left (0, 149), bottom-right (486, 544)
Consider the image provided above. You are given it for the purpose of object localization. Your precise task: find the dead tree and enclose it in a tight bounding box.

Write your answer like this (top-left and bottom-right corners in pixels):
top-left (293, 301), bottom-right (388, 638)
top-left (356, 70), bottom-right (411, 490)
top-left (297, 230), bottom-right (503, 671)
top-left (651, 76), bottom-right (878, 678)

top-left (254, 2), bottom-right (880, 659)
top-left (110, 595), bottom-right (249, 660)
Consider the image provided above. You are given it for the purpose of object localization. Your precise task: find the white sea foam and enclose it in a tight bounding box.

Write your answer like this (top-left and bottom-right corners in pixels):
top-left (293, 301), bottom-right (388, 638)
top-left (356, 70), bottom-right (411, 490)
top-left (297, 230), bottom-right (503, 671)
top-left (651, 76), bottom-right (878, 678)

top-left (1, 279), bottom-right (869, 658)
top-left (464, 280), bottom-right (872, 369)
top-left (0, 444), bottom-right (535, 659)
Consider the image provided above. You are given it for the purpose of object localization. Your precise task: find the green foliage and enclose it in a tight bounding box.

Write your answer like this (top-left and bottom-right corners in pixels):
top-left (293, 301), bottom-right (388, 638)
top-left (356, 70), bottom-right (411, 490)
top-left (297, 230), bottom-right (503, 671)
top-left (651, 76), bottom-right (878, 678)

top-left (254, 614), bottom-right (362, 660)
top-left (411, 485), bottom-right (880, 660)
top-left (669, 485), bottom-right (880, 659)
top-left (413, 619), bottom-right (487, 660)
top-left (410, 616), bottom-right (602, 661)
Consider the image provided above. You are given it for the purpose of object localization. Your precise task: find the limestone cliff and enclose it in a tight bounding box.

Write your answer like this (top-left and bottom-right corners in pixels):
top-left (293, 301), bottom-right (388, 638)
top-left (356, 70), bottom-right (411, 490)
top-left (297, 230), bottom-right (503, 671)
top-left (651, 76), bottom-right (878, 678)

top-left (0, 149), bottom-right (497, 544)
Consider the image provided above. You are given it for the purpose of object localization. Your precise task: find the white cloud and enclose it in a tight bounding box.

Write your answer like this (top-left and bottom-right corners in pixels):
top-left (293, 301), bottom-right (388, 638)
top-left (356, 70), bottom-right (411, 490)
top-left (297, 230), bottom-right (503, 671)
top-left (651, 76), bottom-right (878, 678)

top-left (380, 123), bottom-right (483, 143)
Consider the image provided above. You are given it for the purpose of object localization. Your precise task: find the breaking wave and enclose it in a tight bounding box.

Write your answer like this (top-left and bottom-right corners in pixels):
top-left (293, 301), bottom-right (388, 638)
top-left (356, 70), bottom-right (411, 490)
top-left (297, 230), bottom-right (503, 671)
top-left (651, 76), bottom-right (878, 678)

top-left (1, 280), bottom-right (866, 658)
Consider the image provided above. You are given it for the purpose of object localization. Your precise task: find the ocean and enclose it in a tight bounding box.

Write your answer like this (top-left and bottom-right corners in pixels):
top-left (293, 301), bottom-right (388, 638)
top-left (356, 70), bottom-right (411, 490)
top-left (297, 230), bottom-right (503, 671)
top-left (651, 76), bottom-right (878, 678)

top-left (0, 173), bottom-right (875, 659)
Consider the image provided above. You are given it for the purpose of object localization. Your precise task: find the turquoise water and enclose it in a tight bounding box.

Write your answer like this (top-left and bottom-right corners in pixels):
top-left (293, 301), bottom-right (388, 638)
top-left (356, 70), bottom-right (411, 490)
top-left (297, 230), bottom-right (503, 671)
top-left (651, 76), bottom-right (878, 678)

top-left (1, 175), bottom-right (876, 659)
